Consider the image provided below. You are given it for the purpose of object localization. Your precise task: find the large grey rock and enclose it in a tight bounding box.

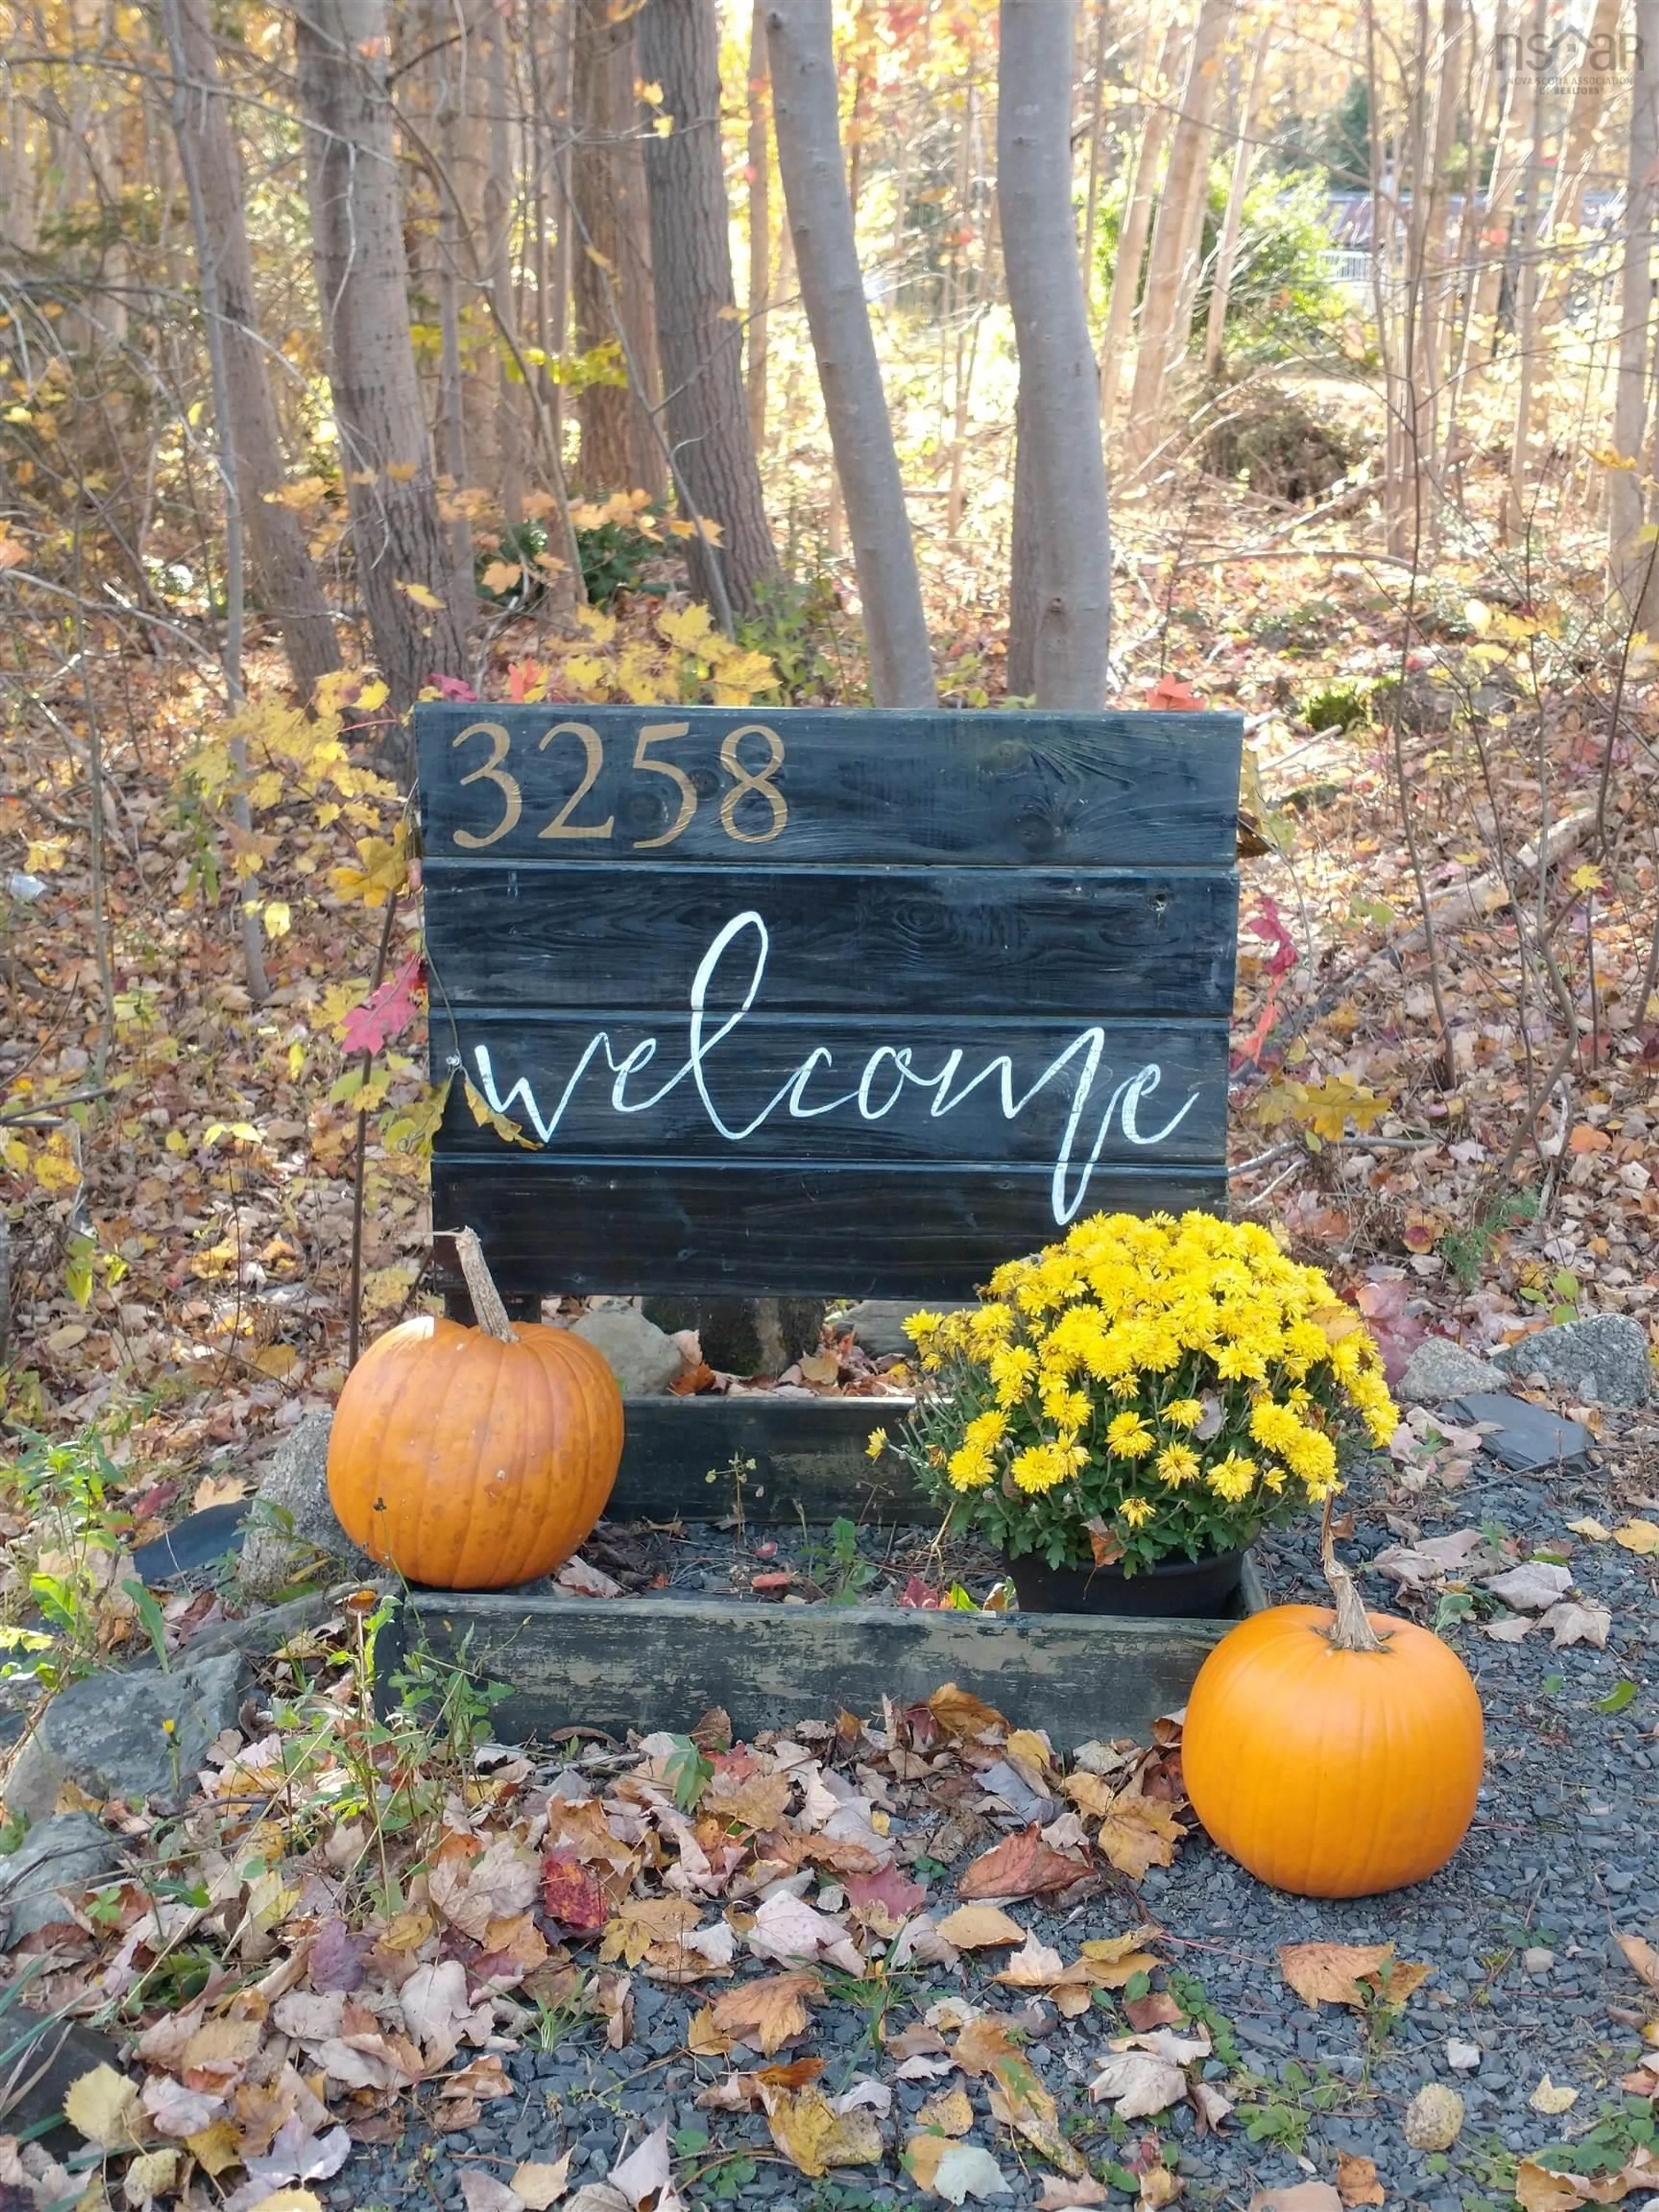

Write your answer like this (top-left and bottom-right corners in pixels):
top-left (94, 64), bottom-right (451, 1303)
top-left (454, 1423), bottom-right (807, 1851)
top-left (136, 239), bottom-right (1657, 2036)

top-left (0, 1813), bottom-right (116, 1946)
top-left (828, 1299), bottom-right (973, 1363)
top-left (640, 1296), bottom-right (824, 1377)
top-left (3, 1651), bottom-right (246, 1823)
top-left (237, 1408), bottom-right (373, 1602)
top-left (1396, 1337), bottom-right (1509, 1407)
top-left (573, 1306), bottom-right (686, 1395)
top-left (1490, 1314), bottom-right (1654, 1406)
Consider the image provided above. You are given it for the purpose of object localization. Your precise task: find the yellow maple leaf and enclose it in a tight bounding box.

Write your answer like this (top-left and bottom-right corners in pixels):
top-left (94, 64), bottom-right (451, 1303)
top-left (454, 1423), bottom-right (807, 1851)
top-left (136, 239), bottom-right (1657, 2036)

top-left (64, 2064), bottom-right (144, 2150)
top-left (261, 901), bottom-right (292, 940)
top-left (395, 578), bottom-right (444, 610)
top-left (658, 602), bottom-right (716, 655)
top-left (464, 1076), bottom-right (540, 1150)
top-left (329, 831), bottom-right (408, 907)
top-left (482, 560), bottom-right (523, 594)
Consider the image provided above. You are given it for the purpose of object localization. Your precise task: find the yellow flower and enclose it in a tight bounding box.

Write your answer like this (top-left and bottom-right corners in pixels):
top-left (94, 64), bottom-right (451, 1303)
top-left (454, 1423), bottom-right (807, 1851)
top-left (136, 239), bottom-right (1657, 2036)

top-left (1011, 1442), bottom-right (1071, 1493)
top-left (1156, 1442), bottom-right (1201, 1487)
top-left (947, 1443), bottom-right (995, 1491)
top-left (904, 1309), bottom-right (944, 1345)
top-left (1206, 1451), bottom-right (1258, 1503)
top-left (989, 1342), bottom-right (1039, 1407)
top-left (1120, 1496), bottom-right (1154, 1529)
top-left (1106, 1411), bottom-right (1155, 1458)
top-left (864, 1427), bottom-right (888, 1461)
top-left (964, 1408), bottom-right (1009, 1453)
top-left (1163, 1397), bottom-right (1205, 1430)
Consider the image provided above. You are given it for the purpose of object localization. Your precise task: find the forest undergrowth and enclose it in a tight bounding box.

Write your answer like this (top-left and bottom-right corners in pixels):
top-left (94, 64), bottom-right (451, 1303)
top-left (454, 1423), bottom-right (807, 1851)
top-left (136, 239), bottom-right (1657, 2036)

top-left (2, 437), bottom-right (1657, 1503)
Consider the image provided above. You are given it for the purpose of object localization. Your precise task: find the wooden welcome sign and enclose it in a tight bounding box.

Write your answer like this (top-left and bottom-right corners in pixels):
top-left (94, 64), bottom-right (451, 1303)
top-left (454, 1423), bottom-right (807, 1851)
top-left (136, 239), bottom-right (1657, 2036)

top-left (408, 702), bottom-right (1252, 1740)
top-left (417, 705), bottom-right (1243, 1303)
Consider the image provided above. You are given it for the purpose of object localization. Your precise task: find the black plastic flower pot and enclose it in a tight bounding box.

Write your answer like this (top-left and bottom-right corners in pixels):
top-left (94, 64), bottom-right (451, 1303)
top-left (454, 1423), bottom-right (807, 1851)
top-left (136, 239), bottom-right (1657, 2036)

top-left (1005, 1546), bottom-right (1247, 1618)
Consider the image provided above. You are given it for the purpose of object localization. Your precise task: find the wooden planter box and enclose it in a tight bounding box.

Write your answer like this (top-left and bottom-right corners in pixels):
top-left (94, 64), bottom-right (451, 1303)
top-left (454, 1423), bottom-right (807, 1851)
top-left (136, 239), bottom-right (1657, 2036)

top-left (398, 1395), bottom-right (1267, 1750)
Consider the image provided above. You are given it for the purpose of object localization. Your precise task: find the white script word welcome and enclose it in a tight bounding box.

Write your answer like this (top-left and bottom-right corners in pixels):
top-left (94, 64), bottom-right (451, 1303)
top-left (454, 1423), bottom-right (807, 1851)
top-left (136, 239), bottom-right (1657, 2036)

top-left (464, 910), bottom-right (1201, 1224)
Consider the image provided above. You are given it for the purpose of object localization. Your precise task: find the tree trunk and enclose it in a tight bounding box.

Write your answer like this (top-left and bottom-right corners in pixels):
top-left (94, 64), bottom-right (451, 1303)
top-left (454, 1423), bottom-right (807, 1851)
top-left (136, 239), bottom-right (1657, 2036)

top-left (746, 0), bottom-right (771, 449)
top-left (1006, 378), bottom-right (1038, 696)
top-left (295, 0), bottom-right (470, 720)
top-left (572, 0), bottom-right (635, 491)
top-left (765, 0), bottom-right (935, 705)
top-left (1202, 41), bottom-right (1266, 378)
top-left (613, 29), bottom-right (667, 500)
top-left (1121, 0), bottom-right (1227, 473)
top-left (163, 0), bottom-right (338, 699)
top-left (486, 17), bottom-right (528, 530)
top-left (638, 0), bottom-right (778, 618)
top-left (1610, 0), bottom-right (1659, 615)
top-left (1504, 0), bottom-right (1548, 543)
top-left (1538, 0), bottom-right (1621, 327)
top-left (1098, 22), bottom-right (1181, 425)
top-left (1000, 0), bottom-right (1112, 708)
top-left (1079, 0), bottom-right (1111, 303)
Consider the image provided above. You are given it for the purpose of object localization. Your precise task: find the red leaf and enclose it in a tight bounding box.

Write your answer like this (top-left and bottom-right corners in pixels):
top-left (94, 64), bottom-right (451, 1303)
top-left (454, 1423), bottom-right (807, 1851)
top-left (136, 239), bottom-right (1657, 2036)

top-left (429, 673), bottom-right (479, 702)
top-left (845, 1863), bottom-right (928, 1920)
top-left (309, 1916), bottom-right (367, 1993)
top-left (1147, 674), bottom-right (1206, 711)
top-left (898, 1575), bottom-right (943, 1609)
top-left (539, 1851), bottom-right (608, 1932)
top-left (340, 953), bottom-right (424, 1058)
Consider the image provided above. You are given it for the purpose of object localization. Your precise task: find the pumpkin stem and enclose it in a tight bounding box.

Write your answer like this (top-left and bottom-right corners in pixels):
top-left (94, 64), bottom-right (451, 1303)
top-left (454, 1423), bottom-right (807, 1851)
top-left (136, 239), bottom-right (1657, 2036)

top-left (1320, 1500), bottom-right (1388, 1654)
top-left (455, 1227), bottom-right (519, 1342)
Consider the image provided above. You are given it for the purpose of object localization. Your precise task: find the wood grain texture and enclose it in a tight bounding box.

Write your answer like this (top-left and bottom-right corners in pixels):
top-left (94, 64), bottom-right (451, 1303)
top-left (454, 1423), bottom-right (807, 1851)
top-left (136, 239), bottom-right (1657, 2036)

top-left (432, 1158), bottom-right (1229, 1297)
top-left (402, 1587), bottom-right (1248, 1748)
top-left (438, 1011), bottom-right (1226, 1163)
top-left (423, 862), bottom-right (1239, 1017)
top-left (417, 703), bottom-right (1243, 864)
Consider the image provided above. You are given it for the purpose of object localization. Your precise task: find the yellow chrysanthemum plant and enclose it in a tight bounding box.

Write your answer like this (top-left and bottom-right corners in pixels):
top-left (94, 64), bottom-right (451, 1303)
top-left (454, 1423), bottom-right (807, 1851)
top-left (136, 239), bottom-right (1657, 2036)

top-left (893, 1211), bottom-right (1398, 1582)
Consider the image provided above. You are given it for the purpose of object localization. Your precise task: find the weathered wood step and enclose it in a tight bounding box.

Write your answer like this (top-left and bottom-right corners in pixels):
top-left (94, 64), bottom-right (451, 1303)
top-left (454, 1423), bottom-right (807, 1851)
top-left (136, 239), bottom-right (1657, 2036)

top-left (400, 1557), bottom-right (1266, 1749)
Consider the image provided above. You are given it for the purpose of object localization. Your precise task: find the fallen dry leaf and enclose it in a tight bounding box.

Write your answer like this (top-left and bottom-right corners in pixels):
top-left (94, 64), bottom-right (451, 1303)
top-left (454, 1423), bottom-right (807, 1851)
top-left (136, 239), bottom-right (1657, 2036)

top-left (1249, 2188), bottom-right (1343, 2212)
top-left (1613, 1519), bottom-right (1659, 1555)
top-left (908, 2136), bottom-right (1012, 2202)
top-left (707, 1971), bottom-right (822, 2055)
top-left (928, 1684), bottom-right (1010, 1742)
top-left (1616, 1934), bottom-right (1659, 1994)
top-left (1530, 2075), bottom-right (1579, 2114)
top-left (1278, 1942), bottom-right (1431, 2009)
top-left (1036, 2180), bottom-right (1110, 2210)
top-left (916, 2088), bottom-right (975, 2137)
top-left (1540, 1598), bottom-right (1612, 1649)
top-left (958, 1826), bottom-right (1090, 1900)
top-left (761, 2082), bottom-right (884, 2177)
top-left (1137, 2164), bottom-right (1181, 2211)
top-left (458, 2175), bottom-right (524, 2212)
top-left (512, 2156), bottom-right (572, 2210)
top-left (935, 1904), bottom-right (1027, 1950)
top-left (65, 2064), bottom-right (145, 2151)
top-left (1088, 2051), bottom-right (1186, 2119)
top-left (1335, 2152), bottom-right (1385, 2207)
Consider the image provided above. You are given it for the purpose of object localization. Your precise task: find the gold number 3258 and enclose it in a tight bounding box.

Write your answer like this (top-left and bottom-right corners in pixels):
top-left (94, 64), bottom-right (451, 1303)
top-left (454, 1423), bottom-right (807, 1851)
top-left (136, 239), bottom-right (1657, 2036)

top-left (450, 719), bottom-right (787, 849)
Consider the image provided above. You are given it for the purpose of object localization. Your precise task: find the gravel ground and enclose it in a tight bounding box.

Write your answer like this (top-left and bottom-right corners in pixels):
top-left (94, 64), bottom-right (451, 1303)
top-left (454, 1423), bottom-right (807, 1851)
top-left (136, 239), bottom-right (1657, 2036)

top-left (336, 1426), bottom-right (1659, 2212)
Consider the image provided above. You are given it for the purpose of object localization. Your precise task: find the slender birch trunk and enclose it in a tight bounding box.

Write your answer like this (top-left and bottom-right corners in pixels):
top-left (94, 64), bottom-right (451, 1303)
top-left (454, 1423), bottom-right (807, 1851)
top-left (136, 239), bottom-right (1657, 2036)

top-left (765, 0), bottom-right (935, 704)
top-left (1098, 21), bottom-right (1182, 423)
top-left (1203, 40), bottom-right (1267, 378)
top-left (161, 0), bottom-right (338, 699)
top-left (746, 0), bottom-right (771, 449)
top-left (1122, 0), bottom-right (1229, 472)
top-left (294, 0), bottom-right (470, 718)
top-left (1001, 0), bottom-right (1112, 707)
top-left (1610, 0), bottom-right (1659, 613)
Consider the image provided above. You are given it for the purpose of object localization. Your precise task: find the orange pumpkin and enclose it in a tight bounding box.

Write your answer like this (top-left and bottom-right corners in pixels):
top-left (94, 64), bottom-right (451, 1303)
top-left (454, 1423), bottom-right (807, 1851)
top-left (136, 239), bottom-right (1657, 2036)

top-left (1182, 1535), bottom-right (1483, 1897)
top-left (328, 1229), bottom-right (623, 1589)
